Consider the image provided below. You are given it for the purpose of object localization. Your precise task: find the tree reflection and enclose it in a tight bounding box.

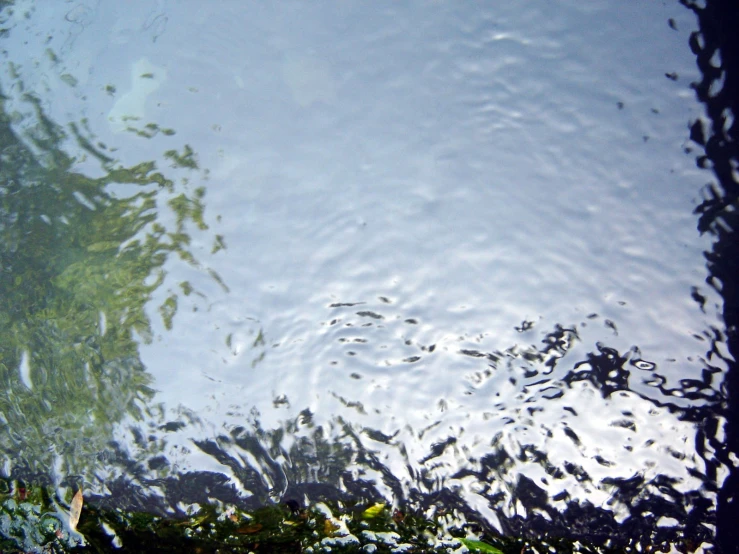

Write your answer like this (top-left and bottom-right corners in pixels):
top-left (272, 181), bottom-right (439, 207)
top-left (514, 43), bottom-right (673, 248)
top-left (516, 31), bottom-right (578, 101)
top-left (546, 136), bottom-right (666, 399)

top-left (681, 1), bottom-right (739, 550)
top-left (0, 86), bottom-right (222, 479)
top-left (103, 307), bottom-right (725, 551)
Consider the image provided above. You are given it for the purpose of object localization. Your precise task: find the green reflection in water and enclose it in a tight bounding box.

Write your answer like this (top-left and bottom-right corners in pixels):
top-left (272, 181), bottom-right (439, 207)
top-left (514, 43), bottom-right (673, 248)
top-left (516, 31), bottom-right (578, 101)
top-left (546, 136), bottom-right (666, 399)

top-left (0, 81), bottom-right (223, 478)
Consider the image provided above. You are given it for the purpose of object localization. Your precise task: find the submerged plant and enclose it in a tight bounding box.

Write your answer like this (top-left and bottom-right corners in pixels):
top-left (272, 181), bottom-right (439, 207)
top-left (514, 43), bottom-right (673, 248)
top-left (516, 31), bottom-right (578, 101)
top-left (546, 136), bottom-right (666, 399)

top-left (0, 82), bottom-right (224, 480)
top-left (3, 476), bottom-right (691, 553)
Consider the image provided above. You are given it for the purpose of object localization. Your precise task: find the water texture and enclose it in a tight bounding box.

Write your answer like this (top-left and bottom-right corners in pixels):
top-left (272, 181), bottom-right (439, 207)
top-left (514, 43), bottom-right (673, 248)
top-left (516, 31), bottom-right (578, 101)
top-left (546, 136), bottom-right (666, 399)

top-left (0, 1), bottom-right (733, 550)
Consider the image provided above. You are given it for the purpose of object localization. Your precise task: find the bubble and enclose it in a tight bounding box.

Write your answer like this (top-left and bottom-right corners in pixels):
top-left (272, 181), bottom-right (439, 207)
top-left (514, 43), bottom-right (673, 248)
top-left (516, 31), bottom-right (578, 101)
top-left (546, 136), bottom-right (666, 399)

top-left (633, 360), bottom-right (656, 371)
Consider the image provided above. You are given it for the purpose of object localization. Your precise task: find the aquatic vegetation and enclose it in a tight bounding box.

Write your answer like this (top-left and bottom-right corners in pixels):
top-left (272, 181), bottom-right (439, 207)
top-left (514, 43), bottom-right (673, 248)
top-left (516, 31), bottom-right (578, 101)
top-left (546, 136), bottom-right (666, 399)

top-left (0, 476), bottom-right (638, 553)
top-left (0, 82), bottom-right (224, 480)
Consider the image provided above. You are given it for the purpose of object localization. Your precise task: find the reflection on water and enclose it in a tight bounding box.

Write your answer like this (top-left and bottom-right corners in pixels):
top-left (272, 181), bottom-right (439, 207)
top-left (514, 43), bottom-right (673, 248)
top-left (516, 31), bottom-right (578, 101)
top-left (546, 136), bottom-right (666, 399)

top-left (0, 1), bottom-right (736, 551)
top-left (105, 307), bottom-right (726, 548)
top-left (681, 0), bottom-right (739, 551)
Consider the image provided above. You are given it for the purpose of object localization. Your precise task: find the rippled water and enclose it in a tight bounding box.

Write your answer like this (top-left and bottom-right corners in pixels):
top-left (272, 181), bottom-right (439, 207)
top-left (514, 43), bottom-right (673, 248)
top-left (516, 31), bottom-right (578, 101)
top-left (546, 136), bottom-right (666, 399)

top-left (0, 1), bottom-right (734, 550)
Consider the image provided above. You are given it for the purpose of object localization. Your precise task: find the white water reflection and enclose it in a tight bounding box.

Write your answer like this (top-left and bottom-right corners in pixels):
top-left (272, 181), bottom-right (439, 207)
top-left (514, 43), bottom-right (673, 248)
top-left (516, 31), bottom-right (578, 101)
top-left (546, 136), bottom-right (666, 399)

top-left (0, 0), bottom-right (728, 542)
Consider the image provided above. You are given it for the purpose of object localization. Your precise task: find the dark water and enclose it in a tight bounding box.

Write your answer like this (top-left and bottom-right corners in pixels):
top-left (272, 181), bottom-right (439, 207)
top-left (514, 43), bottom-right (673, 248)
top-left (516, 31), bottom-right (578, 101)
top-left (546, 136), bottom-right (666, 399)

top-left (0, 1), bottom-right (737, 551)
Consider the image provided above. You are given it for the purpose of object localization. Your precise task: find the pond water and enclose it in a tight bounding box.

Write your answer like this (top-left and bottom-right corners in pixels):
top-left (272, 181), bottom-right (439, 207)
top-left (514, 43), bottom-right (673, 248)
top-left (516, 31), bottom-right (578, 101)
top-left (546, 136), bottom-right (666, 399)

top-left (0, 0), bottom-right (734, 550)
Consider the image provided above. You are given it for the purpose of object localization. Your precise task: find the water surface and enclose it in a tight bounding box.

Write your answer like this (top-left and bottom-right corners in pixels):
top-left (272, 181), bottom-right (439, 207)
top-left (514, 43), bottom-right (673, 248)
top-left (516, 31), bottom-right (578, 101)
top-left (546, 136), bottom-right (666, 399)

top-left (0, 1), bottom-right (732, 550)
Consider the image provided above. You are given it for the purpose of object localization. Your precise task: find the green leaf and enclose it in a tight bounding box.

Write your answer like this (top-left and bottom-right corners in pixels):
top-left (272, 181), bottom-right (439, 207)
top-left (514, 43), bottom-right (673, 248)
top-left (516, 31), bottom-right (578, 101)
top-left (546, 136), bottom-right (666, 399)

top-left (361, 502), bottom-right (386, 519)
top-left (458, 538), bottom-right (504, 554)
top-left (86, 241), bottom-right (119, 252)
